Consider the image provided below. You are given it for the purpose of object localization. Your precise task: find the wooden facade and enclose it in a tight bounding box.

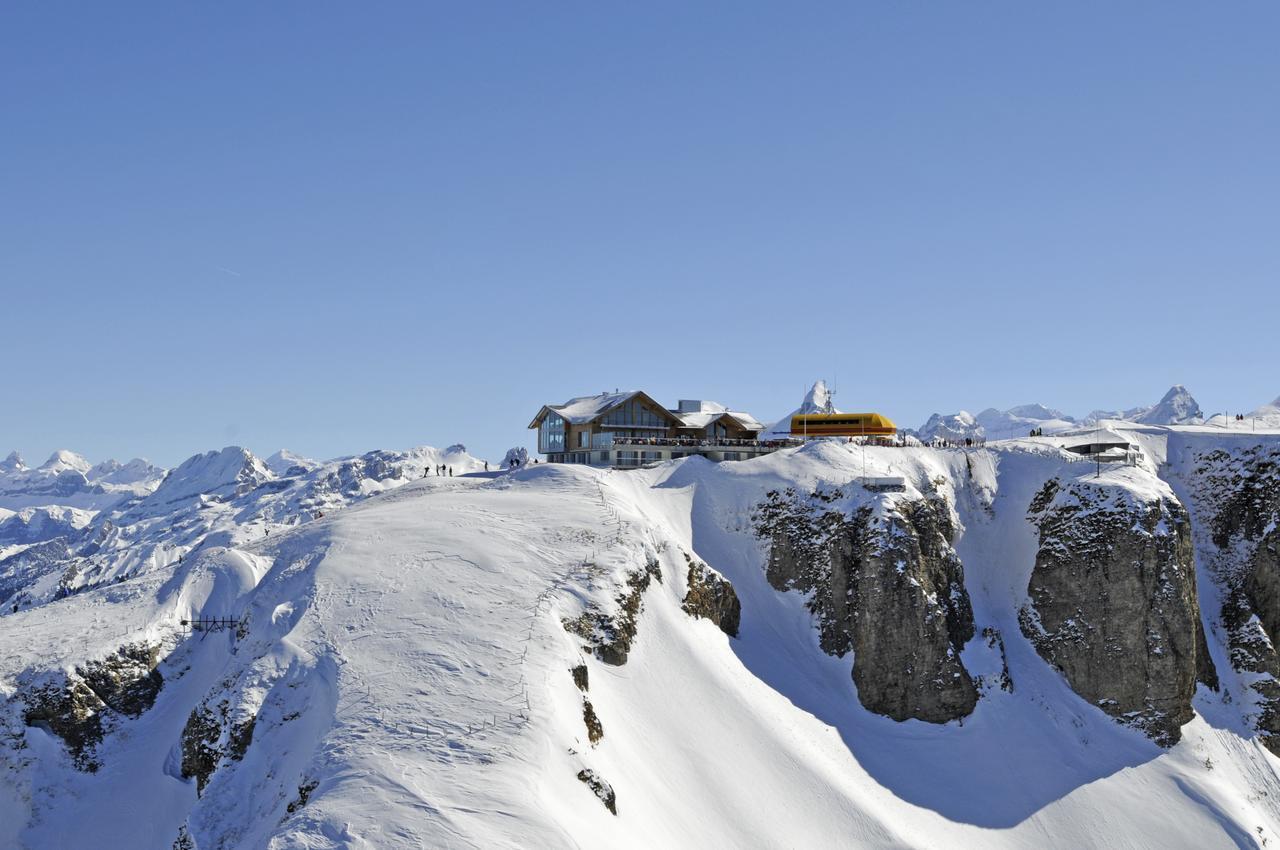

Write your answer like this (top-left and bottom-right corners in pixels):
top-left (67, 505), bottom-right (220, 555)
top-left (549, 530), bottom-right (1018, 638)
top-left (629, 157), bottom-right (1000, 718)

top-left (528, 391), bottom-right (775, 467)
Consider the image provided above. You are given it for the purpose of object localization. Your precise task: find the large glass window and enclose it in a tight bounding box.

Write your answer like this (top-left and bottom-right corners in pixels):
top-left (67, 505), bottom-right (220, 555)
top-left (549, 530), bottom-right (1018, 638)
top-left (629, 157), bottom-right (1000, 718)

top-left (539, 413), bottom-right (566, 453)
top-left (601, 398), bottom-right (667, 430)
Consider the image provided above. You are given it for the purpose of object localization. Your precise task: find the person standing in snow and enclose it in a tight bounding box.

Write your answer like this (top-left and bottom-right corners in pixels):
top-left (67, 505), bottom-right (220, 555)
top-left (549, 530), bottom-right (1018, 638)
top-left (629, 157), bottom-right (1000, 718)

top-left (448, 466), bottom-right (453, 476)
top-left (484, 461), bottom-right (489, 472)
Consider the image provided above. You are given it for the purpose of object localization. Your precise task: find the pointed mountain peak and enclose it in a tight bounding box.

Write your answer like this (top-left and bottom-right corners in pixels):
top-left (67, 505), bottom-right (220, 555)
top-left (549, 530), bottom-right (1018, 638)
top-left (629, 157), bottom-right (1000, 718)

top-left (1, 451), bottom-right (25, 473)
top-left (38, 449), bottom-right (91, 474)
top-left (1134, 385), bottom-right (1202, 424)
top-left (800, 380), bottom-right (837, 415)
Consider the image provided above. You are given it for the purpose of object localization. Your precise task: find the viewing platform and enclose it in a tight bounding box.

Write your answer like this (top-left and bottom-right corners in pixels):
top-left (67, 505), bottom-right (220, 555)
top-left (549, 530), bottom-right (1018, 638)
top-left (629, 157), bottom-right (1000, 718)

top-left (607, 435), bottom-right (802, 467)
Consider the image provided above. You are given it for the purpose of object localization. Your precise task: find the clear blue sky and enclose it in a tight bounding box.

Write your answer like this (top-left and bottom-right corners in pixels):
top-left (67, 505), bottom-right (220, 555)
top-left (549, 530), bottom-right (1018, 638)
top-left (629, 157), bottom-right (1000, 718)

top-left (4, 3), bottom-right (1279, 467)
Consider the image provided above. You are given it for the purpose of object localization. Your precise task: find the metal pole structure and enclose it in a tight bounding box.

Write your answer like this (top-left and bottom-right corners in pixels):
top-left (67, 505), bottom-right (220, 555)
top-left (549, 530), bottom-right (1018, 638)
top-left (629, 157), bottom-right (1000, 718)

top-left (1095, 420), bottom-right (1101, 479)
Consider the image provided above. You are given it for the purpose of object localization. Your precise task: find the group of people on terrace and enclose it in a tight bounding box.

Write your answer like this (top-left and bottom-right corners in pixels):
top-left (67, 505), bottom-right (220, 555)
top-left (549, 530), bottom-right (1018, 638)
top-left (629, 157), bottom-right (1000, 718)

top-left (610, 436), bottom-right (801, 449)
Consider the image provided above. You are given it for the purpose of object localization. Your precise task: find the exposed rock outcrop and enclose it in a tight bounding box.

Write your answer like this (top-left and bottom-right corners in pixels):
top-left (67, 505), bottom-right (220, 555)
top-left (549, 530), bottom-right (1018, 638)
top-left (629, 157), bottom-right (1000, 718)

top-left (576, 768), bottom-right (617, 815)
top-left (582, 699), bottom-right (603, 745)
top-left (753, 487), bottom-right (977, 723)
top-left (286, 778), bottom-right (319, 815)
top-left (1020, 478), bottom-right (1214, 746)
top-left (563, 560), bottom-right (662, 666)
top-left (172, 825), bottom-right (196, 850)
top-left (680, 553), bottom-right (741, 638)
top-left (19, 642), bottom-right (164, 771)
top-left (181, 688), bottom-right (257, 795)
top-left (1190, 445), bottom-right (1280, 750)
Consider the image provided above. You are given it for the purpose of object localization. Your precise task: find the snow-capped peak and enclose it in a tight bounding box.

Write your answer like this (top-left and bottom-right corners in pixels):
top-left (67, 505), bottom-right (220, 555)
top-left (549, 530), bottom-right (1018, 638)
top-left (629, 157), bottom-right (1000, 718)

top-left (915, 411), bottom-right (982, 442)
top-left (265, 449), bottom-right (320, 477)
top-left (762, 380), bottom-right (842, 438)
top-left (1132, 384), bottom-right (1203, 425)
top-left (0, 451), bottom-right (24, 473)
top-left (37, 449), bottom-right (91, 475)
top-left (973, 406), bottom-right (1077, 438)
top-left (88, 457), bottom-right (165, 486)
top-left (799, 380), bottom-right (838, 415)
top-left (1005, 403), bottom-right (1073, 422)
top-left (124, 446), bottom-right (272, 519)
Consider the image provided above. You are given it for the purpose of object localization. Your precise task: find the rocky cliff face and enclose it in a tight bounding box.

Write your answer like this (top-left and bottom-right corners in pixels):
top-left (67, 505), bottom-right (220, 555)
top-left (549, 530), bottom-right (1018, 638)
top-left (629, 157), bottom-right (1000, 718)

top-left (1020, 478), bottom-right (1215, 746)
top-left (17, 642), bottom-right (164, 771)
top-left (753, 487), bottom-right (977, 723)
top-left (563, 559), bottom-right (663, 666)
top-left (681, 552), bottom-right (741, 638)
top-left (1184, 445), bottom-right (1280, 750)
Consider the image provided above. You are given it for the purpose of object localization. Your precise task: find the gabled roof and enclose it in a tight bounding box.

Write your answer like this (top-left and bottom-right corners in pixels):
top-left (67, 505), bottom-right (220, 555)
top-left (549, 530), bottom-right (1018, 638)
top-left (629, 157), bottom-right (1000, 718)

top-left (724, 410), bottom-right (765, 431)
top-left (676, 409), bottom-right (765, 432)
top-left (528, 391), bottom-right (679, 429)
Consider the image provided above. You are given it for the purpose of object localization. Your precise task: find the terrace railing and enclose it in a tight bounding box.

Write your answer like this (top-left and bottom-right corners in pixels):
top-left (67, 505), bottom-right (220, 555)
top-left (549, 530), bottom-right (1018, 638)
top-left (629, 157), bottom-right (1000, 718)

top-left (608, 436), bottom-right (803, 450)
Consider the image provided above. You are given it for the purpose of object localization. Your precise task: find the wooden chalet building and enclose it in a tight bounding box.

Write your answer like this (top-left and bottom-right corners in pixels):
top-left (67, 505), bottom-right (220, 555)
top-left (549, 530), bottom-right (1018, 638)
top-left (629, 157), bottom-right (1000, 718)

top-left (527, 391), bottom-right (788, 467)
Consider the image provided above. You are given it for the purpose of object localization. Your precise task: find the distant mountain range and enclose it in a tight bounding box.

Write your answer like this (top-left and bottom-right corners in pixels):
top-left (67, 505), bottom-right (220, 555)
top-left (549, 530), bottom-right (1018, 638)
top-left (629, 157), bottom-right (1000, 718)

top-left (912, 384), bottom-right (1215, 442)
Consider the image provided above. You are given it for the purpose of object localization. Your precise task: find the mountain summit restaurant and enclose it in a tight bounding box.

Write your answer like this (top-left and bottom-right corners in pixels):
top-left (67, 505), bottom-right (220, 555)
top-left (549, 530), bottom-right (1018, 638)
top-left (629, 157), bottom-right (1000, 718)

top-left (527, 391), bottom-right (793, 468)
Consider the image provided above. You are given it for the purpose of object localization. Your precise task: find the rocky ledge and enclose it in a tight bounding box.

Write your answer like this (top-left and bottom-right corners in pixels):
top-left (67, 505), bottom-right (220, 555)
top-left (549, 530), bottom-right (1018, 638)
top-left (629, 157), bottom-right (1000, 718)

top-left (753, 486), bottom-right (977, 724)
top-left (1021, 477), bottom-right (1215, 746)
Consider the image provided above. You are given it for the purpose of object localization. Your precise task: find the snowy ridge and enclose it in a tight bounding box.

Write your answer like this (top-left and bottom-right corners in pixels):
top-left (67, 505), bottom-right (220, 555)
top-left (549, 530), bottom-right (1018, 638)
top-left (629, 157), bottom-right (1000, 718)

top-left (5, 428), bottom-right (1280, 846)
top-left (0, 444), bottom-right (491, 616)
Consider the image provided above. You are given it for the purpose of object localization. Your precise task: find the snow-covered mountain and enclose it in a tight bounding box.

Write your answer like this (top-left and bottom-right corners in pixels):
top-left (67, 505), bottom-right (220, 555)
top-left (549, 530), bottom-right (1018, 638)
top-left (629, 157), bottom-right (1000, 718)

top-left (916, 385), bottom-right (1207, 440)
top-left (1084, 385), bottom-right (1204, 426)
top-left (913, 410), bottom-right (983, 443)
top-left (762, 380), bottom-right (839, 438)
top-left (974, 405), bottom-right (1077, 437)
top-left (1246, 395), bottom-right (1280, 429)
top-left (0, 443), bottom-right (490, 615)
top-left (89, 458), bottom-right (167, 487)
top-left (6, 424), bottom-right (1280, 847)
top-left (264, 450), bottom-right (320, 477)
top-left (0, 450), bottom-right (165, 512)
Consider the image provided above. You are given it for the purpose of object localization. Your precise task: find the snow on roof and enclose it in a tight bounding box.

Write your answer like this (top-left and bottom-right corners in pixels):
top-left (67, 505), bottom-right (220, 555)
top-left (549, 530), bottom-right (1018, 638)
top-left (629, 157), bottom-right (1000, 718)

top-left (555, 390), bottom-right (639, 423)
top-left (530, 392), bottom-right (765, 434)
top-left (528, 391), bottom-right (648, 428)
top-left (675, 409), bottom-right (764, 431)
top-left (1057, 428), bottom-right (1135, 447)
top-left (725, 410), bottom-right (765, 430)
